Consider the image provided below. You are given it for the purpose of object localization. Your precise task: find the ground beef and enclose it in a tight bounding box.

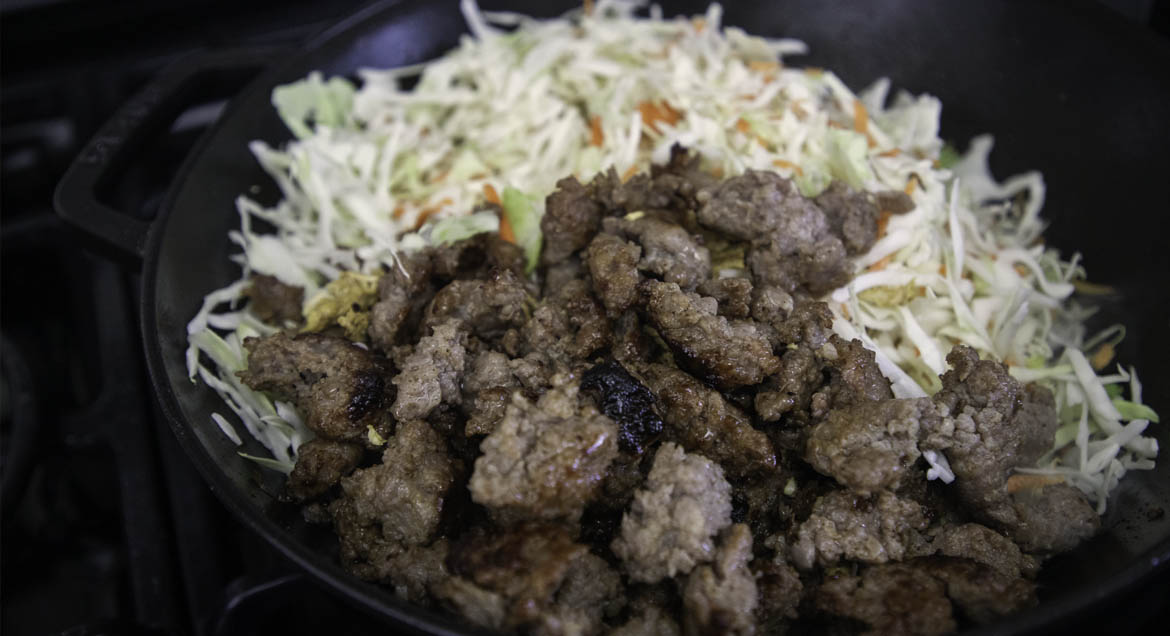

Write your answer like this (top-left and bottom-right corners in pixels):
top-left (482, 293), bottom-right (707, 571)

top-left (754, 555), bottom-right (804, 632)
top-left (642, 280), bottom-right (779, 390)
top-left (642, 362), bottom-right (776, 478)
top-left (245, 274), bottom-right (304, 325)
top-left (805, 398), bottom-right (943, 494)
top-left (792, 490), bottom-right (928, 570)
top-left (921, 346), bottom-right (1091, 546)
top-left (368, 248), bottom-right (435, 351)
top-left (421, 268), bottom-right (530, 341)
top-left (330, 420), bottom-right (455, 582)
top-left (238, 332), bottom-right (393, 445)
top-left (384, 540), bottom-right (451, 603)
top-left (462, 350), bottom-right (521, 436)
top-left (468, 382), bottom-right (618, 524)
top-left (821, 335), bottom-right (895, 409)
top-left (612, 443), bottom-right (733, 583)
top-left (286, 438), bottom-right (363, 501)
top-left (430, 231), bottom-right (529, 282)
top-left (1008, 482), bottom-right (1100, 553)
top-left (682, 524), bottom-right (758, 636)
top-left (542, 176), bottom-right (605, 265)
top-left (910, 557), bottom-right (1037, 625)
top-left (697, 277), bottom-right (753, 319)
top-left (438, 523), bottom-right (617, 635)
top-left (816, 563), bottom-right (957, 636)
top-left (522, 278), bottom-right (612, 366)
top-left (586, 233), bottom-right (643, 316)
top-left (813, 181), bottom-right (882, 256)
top-left (611, 606), bottom-right (681, 636)
top-left (928, 523), bottom-right (1038, 579)
top-left (754, 346), bottom-right (823, 424)
top-left (603, 215), bottom-right (711, 291)
top-left (391, 319), bottom-right (468, 421)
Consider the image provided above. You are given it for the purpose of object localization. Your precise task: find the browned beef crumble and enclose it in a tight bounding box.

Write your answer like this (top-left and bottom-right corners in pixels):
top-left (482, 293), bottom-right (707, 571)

top-left (236, 151), bottom-right (1098, 635)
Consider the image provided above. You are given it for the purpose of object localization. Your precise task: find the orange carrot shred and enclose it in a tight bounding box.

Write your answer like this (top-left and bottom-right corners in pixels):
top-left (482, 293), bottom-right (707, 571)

top-left (1014, 263), bottom-right (1030, 278)
top-left (938, 264), bottom-right (947, 276)
top-left (638, 100), bottom-right (682, 134)
top-left (735, 118), bottom-right (752, 134)
top-left (867, 254), bottom-right (894, 272)
top-left (878, 148), bottom-right (901, 158)
top-left (483, 183), bottom-right (500, 206)
top-left (1091, 342), bottom-right (1115, 371)
top-left (621, 164), bottom-right (639, 183)
top-left (771, 159), bottom-right (803, 175)
top-left (1006, 474), bottom-right (1065, 494)
top-left (692, 17), bottom-right (706, 32)
top-left (392, 205), bottom-right (406, 220)
top-left (583, 0), bottom-right (594, 17)
top-left (875, 210), bottom-right (892, 238)
top-left (852, 99), bottom-right (868, 136)
top-left (749, 60), bottom-right (780, 73)
top-left (904, 175), bottom-right (919, 195)
top-left (411, 197), bottom-right (453, 230)
top-left (589, 115), bottom-right (604, 147)
top-left (498, 212), bottom-right (516, 244)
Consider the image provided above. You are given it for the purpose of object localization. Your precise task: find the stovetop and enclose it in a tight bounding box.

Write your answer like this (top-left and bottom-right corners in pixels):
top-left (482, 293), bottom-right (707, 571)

top-left (2, 1), bottom-right (1169, 636)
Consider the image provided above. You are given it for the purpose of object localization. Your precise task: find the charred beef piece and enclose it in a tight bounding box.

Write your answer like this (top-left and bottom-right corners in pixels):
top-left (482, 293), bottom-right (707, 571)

top-left (642, 362), bottom-right (776, 478)
top-left (682, 524), bottom-right (758, 636)
top-left (286, 439), bottom-right (363, 501)
top-left (612, 443), bottom-right (733, 584)
top-left (580, 359), bottom-right (664, 455)
top-left (238, 332), bottom-right (392, 445)
top-left (642, 280), bottom-right (778, 390)
top-left (245, 274), bottom-right (304, 325)
top-left (585, 233), bottom-right (643, 316)
top-left (468, 381), bottom-right (618, 524)
top-left (437, 524), bottom-right (622, 634)
top-left (330, 420), bottom-right (456, 582)
top-left (602, 215), bottom-right (711, 292)
top-left (391, 319), bottom-right (468, 421)
top-left (792, 490), bottom-right (929, 569)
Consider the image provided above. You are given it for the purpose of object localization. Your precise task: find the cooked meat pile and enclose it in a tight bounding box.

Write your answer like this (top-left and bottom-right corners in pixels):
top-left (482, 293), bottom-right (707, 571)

top-left (237, 148), bottom-right (1099, 636)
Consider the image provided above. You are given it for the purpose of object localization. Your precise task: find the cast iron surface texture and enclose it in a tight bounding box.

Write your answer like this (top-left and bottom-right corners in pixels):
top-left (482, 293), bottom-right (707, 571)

top-left (137, 0), bottom-right (1170, 634)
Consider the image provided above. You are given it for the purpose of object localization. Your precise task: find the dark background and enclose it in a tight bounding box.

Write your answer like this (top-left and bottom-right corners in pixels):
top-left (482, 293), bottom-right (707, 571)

top-left (2, 1), bottom-right (1169, 635)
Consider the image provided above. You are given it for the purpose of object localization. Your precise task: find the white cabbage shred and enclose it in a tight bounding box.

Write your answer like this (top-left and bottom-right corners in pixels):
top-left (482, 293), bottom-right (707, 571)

top-left (186, 0), bottom-right (1156, 507)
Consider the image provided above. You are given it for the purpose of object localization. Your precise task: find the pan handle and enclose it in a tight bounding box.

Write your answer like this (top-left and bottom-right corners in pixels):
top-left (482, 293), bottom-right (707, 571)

top-left (54, 47), bottom-right (282, 261)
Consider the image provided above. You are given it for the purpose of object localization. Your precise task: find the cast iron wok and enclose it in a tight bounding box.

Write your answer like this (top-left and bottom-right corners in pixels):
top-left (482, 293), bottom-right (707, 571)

top-left (55, 0), bottom-right (1170, 633)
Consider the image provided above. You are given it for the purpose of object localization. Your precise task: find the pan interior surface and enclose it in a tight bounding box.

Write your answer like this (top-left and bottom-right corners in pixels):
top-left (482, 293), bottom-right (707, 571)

top-left (142, 0), bottom-right (1170, 633)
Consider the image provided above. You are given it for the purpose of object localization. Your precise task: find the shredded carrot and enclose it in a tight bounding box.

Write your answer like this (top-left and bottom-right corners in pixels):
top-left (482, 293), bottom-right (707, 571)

top-left (638, 100), bottom-right (682, 134)
top-left (804, 67), bottom-right (823, 77)
top-left (918, 286), bottom-right (926, 297)
top-left (1091, 342), bottom-right (1116, 371)
top-left (432, 169), bottom-right (450, 183)
top-left (878, 148), bottom-right (901, 158)
top-left (498, 211), bottom-right (516, 244)
top-left (749, 60), bottom-right (780, 73)
top-left (852, 99), bottom-right (868, 136)
top-left (904, 175), bottom-right (920, 195)
top-left (790, 102), bottom-right (808, 120)
top-left (711, 165), bottom-right (725, 179)
top-left (735, 118), bottom-right (752, 134)
top-left (483, 183), bottom-right (500, 206)
top-left (771, 159), bottom-right (803, 175)
top-left (621, 164), bottom-right (639, 183)
top-left (412, 197), bottom-right (453, 230)
top-left (1006, 474), bottom-right (1065, 494)
top-left (589, 115), bottom-right (604, 147)
top-left (1014, 263), bottom-right (1030, 278)
top-left (392, 205), bottom-right (406, 220)
top-left (875, 210), bottom-right (892, 238)
top-left (867, 254), bottom-right (894, 272)
top-left (827, 120), bottom-right (845, 130)
top-left (692, 17), bottom-right (706, 32)
top-left (583, 0), bottom-right (593, 16)
top-left (938, 264), bottom-right (947, 276)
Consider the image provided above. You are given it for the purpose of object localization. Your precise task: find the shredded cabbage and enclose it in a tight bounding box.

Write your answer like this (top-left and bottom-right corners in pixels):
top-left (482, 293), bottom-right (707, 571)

top-left (186, 0), bottom-right (1157, 505)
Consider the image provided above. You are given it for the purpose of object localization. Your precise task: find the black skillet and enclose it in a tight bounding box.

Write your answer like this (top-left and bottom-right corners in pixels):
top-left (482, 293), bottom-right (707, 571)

top-left (55, 0), bottom-right (1170, 633)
